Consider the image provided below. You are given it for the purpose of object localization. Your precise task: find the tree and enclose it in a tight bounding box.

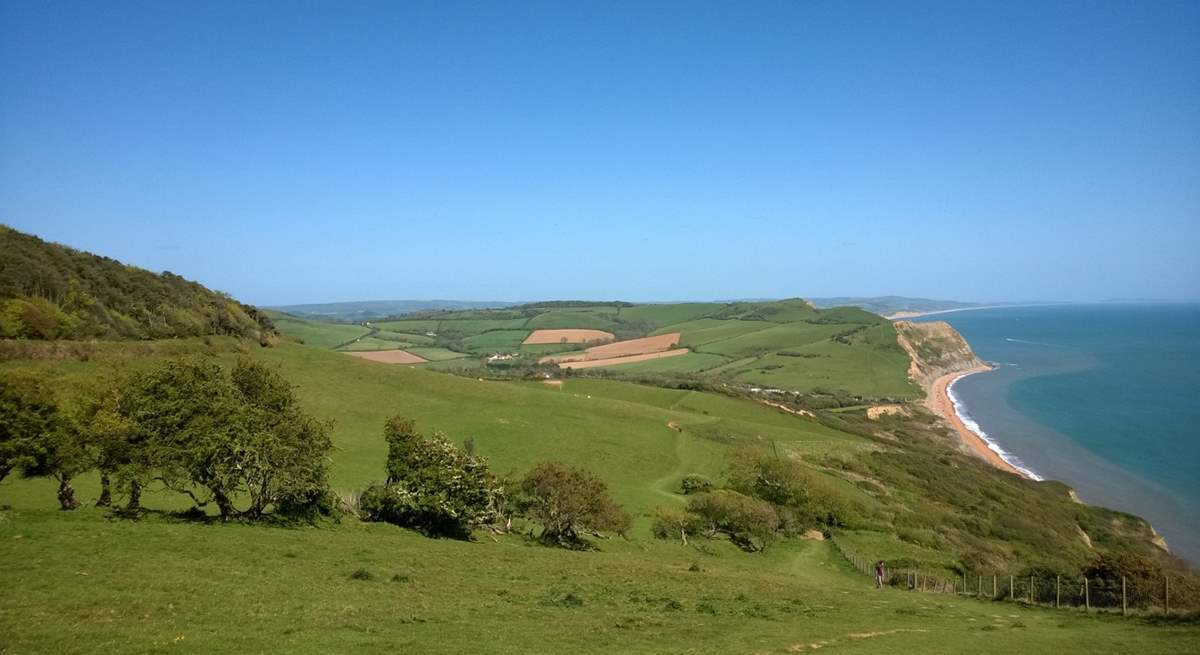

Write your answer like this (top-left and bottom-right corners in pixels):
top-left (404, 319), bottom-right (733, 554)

top-left (66, 374), bottom-right (132, 508)
top-left (0, 370), bottom-right (66, 496)
top-left (359, 416), bottom-right (498, 537)
top-left (514, 461), bottom-right (631, 548)
top-left (686, 489), bottom-right (780, 552)
top-left (0, 370), bottom-right (103, 510)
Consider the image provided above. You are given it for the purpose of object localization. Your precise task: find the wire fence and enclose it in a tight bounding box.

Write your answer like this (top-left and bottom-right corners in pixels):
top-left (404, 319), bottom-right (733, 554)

top-left (832, 538), bottom-right (1198, 616)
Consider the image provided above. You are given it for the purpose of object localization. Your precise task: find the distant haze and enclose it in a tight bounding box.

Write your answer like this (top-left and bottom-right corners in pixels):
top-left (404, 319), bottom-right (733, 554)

top-left (2, 3), bottom-right (1197, 305)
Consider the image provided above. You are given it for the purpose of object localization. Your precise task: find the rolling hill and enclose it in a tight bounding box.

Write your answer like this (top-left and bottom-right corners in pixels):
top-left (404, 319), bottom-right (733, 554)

top-left (272, 299), bottom-right (919, 399)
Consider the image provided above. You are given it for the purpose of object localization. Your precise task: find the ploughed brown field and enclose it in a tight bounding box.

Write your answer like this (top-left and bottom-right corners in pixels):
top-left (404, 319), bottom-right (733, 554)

top-left (557, 348), bottom-right (690, 369)
top-left (541, 332), bottom-right (681, 363)
top-left (344, 350), bottom-right (427, 364)
top-left (522, 328), bottom-right (616, 345)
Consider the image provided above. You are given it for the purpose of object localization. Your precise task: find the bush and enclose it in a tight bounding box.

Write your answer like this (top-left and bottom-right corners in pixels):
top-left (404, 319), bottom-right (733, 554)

top-left (686, 490), bottom-right (780, 552)
top-left (360, 416), bottom-right (499, 538)
top-left (514, 461), bottom-right (631, 548)
top-left (651, 507), bottom-right (701, 543)
top-left (726, 447), bottom-right (860, 529)
top-left (680, 473), bottom-right (714, 495)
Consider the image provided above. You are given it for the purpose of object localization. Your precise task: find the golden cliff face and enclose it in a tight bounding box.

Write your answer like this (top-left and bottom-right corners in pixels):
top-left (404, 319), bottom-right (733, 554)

top-left (893, 320), bottom-right (986, 387)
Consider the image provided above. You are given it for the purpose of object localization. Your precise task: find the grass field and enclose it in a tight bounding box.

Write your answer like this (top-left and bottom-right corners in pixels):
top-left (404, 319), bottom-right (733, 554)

top-left (1, 339), bottom-right (1196, 652)
top-left (463, 329), bottom-right (532, 352)
top-left (606, 351), bottom-right (732, 373)
top-left (264, 310), bottom-right (371, 349)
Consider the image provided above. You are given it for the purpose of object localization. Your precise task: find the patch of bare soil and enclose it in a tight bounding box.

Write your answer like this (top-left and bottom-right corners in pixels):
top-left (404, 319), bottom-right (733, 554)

top-left (557, 348), bottom-right (690, 369)
top-left (522, 329), bottom-right (615, 345)
top-left (542, 332), bottom-right (681, 364)
top-left (866, 404), bottom-right (911, 420)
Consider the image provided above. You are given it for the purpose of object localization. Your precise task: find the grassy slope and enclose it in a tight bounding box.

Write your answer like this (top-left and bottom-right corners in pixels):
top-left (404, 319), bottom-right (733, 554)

top-left (1, 340), bottom-right (1197, 652)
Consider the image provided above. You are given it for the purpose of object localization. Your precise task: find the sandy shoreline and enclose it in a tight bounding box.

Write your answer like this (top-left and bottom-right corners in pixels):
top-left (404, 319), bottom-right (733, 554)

top-left (926, 365), bottom-right (1030, 478)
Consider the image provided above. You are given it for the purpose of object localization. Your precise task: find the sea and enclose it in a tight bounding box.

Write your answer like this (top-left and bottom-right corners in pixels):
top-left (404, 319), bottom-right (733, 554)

top-left (913, 303), bottom-right (1200, 564)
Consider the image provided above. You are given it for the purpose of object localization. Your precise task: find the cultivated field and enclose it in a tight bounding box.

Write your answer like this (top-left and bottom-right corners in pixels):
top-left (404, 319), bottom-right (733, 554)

top-left (522, 328), bottom-right (615, 345)
top-left (557, 348), bottom-right (690, 369)
top-left (344, 349), bottom-right (427, 364)
top-left (545, 333), bottom-right (682, 363)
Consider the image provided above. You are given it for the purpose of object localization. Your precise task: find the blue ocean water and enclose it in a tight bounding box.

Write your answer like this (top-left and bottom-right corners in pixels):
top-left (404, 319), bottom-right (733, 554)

top-left (914, 303), bottom-right (1200, 563)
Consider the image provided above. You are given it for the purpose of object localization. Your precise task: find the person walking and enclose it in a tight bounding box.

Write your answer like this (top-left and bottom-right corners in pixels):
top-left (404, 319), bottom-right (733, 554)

top-left (874, 561), bottom-right (886, 589)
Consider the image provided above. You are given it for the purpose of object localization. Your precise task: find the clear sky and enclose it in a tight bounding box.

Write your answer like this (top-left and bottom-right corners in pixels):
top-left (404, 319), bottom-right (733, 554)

top-left (2, 1), bottom-right (1198, 305)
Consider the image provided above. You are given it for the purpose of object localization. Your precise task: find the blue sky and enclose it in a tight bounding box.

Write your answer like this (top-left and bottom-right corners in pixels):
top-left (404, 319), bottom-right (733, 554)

top-left (2, 1), bottom-right (1197, 305)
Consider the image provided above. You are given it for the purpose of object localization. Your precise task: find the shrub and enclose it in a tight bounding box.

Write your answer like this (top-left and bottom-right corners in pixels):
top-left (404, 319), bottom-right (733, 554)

top-left (514, 461), bottom-right (631, 548)
top-left (686, 490), bottom-right (780, 552)
top-left (651, 507), bottom-right (701, 544)
top-left (680, 473), bottom-right (714, 495)
top-left (726, 447), bottom-right (809, 508)
top-left (726, 447), bottom-right (861, 529)
top-left (360, 416), bottom-right (499, 538)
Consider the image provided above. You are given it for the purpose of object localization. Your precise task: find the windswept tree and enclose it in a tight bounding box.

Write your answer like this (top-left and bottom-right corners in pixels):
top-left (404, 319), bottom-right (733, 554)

top-left (513, 461), bottom-right (630, 548)
top-left (228, 359), bottom-right (332, 518)
top-left (685, 489), bottom-right (780, 552)
top-left (117, 357), bottom-right (332, 519)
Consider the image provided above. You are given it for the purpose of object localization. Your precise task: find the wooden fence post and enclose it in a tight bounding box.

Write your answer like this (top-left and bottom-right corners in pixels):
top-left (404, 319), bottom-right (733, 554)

top-left (1029, 576), bottom-right (1034, 604)
top-left (1009, 575), bottom-right (1014, 600)
top-left (962, 572), bottom-right (966, 595)
top-left (1056, 576), bottom-right (1060, 609)
top-left (1084, 577), bottom-right (1090, 611)
top-left (1122, 576), bottom-right (1127, 616)
top-left (978, 574), bottom-right (982, 598)
top-left (993, 574), bottom-right (997, 599)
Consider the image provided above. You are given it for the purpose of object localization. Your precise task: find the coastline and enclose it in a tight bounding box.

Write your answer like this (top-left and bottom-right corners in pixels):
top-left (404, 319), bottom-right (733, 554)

top-left (887, 302), bottom-right (1066, 321)
top-left (926, 365), bottom-right (1038, 480)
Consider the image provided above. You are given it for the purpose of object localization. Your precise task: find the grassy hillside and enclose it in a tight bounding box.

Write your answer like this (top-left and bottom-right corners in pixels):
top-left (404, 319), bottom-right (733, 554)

top-left (0, 226), bottom-right (273, 341)
top-left (1, 338), bottom-right (1197, 652)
